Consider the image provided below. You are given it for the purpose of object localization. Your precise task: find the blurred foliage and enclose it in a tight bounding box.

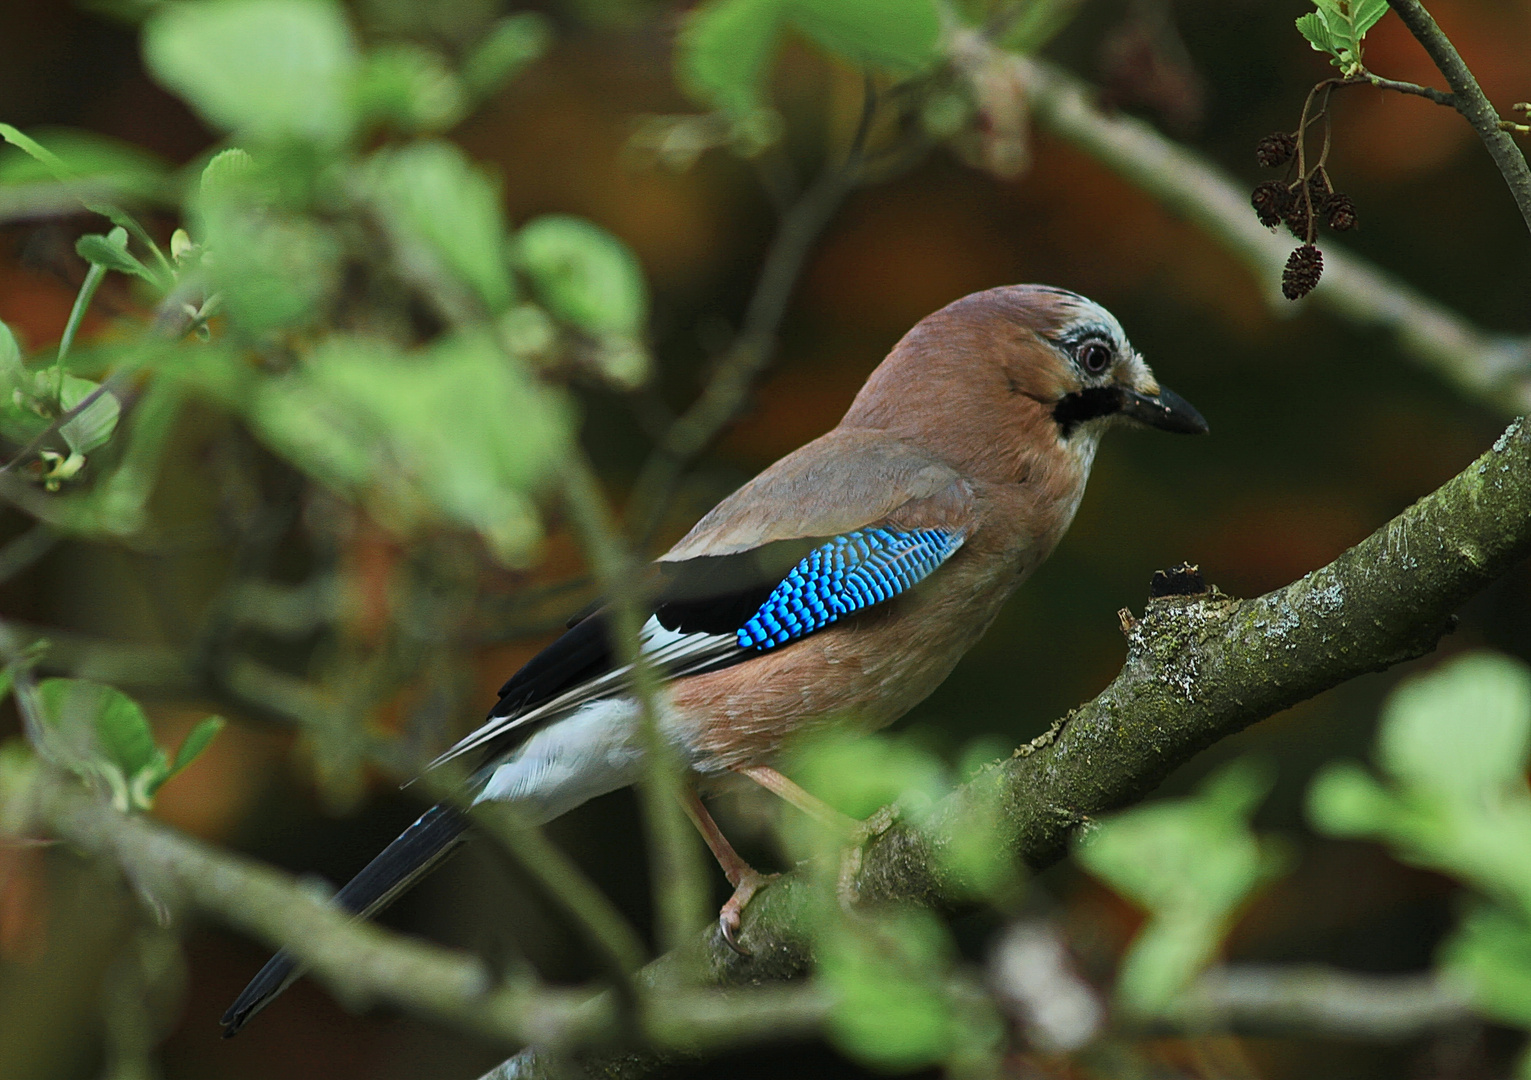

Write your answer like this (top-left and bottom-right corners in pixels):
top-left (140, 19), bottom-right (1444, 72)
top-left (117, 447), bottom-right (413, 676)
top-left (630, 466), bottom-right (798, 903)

top-left (27, 677), bottom-right (222, 812)
top-left (0, 0), bottom-right (1524, 1078)
top-left (1077, 758), bottom-right (1289, 1016)
top-left (1311, 652), bottom-right (1531, 1074)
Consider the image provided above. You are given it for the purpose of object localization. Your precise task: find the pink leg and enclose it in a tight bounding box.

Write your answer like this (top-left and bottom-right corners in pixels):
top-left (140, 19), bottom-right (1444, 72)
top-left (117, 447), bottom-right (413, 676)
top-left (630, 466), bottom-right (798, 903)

top-left (733, 764), bottom-right (855, 828)
top-left (679, 787), bottom-right (777, 955)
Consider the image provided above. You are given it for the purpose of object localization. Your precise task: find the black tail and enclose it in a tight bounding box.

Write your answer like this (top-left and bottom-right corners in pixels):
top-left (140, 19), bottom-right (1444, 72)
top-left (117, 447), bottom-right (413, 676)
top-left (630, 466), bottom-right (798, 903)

top-left (220, 803), bottom-right (471, 1037)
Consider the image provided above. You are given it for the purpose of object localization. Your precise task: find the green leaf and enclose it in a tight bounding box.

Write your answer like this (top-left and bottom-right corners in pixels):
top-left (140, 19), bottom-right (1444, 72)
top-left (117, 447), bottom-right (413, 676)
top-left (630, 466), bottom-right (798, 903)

top-left (1295, 11), bottom-right (1341, 57)
top-left (677, 0), bottom-right (786, 116)
top-left (169, 715), bottom-right (225, 775)
top-left (1307, 761), bottom-right (1397, 835)
top-left (195, 150), bottom-right (341, 332)
top-left (1378, 652), bottom-right (1531, 803)
top-left (34, 678), bottom-right (167, 810)
top-left (513, 215), bottom-right (648, 338)
top-left (786, 0), bottom-right (941, 74)
top-left (356, 45), bottom-right (465, 134)
top-left (1441, 903), bottom-right (1531, 1028)
top-left (58, 375), bottom-right (121, 455)
top-left (462, 12), bottom-right (552, 97)
top-left (1077, 759), bottom-right (1287, 1015)
top-left (820, 908), bottom-right (958, 1069)
top-left (0, 319), bottom-right (19, 374)
top-left (76, 228), bottom-right (155, 283)
top-left (1349, 0), bottom-right (1390, 38)
top-left (199, 147), bottom-right (254, 198)
top-left (0, 127), bottom-right (173, 204)
top-left (789, 730), bottom-right (946, 822)
top-left (363, 141), bottom-right (515, 313)
top-left (143, 0), bottom-right (359, 145)
top-left (0, 125), bottom-right (172, 284)
top-left (249, 332), bottom-right (571, 564)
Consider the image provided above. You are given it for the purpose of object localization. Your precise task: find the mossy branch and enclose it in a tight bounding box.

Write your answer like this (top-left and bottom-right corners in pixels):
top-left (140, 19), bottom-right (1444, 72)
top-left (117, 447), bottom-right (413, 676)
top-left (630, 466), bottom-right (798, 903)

top-left (495, 414), bottom-right (1531, 1077)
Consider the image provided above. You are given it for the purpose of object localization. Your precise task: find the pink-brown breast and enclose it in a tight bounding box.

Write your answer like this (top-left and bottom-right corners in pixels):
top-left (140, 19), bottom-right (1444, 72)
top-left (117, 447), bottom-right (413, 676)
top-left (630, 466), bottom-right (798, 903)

top-left (668, 468), bottom-right (1088, 773)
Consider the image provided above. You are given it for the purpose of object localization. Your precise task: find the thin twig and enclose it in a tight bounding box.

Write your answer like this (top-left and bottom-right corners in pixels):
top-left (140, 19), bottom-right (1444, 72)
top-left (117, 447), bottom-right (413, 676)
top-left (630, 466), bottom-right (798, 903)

top-left (1173, 965), bottom-right (1476, 1039)
top-left (946, 39), bottom-right (1531, 411)
top-left (1357, 72), bottom-right (1456, 107)
top-left (1384, 0), bottom-right (1531, 234)
top-left (625, 78), bottom-right (885, 546)
top-left (559, 454), bottom-right (712, 956)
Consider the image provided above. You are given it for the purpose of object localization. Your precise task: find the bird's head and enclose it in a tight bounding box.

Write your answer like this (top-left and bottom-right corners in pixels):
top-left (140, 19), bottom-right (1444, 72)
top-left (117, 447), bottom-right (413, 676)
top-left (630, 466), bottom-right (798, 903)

top-left (843, 284), bottom-right (1207, 482)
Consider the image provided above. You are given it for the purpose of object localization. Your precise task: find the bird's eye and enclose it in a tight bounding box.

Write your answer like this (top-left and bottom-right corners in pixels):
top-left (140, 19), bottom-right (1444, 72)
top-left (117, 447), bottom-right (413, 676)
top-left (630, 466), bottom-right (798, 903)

top-left (1079, 341), bottom-right (1113, 375)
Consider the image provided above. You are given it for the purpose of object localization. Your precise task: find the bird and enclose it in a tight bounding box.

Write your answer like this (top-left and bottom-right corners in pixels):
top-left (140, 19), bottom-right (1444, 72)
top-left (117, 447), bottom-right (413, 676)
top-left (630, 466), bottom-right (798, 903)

top-left (220, 283), bottom-right (1207, 1035)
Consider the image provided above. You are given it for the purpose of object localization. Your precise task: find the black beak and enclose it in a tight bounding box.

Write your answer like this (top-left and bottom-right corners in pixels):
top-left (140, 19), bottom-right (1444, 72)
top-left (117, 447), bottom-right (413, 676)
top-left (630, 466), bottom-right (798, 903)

top-left (1120, 385), bottom-right (1209, 435)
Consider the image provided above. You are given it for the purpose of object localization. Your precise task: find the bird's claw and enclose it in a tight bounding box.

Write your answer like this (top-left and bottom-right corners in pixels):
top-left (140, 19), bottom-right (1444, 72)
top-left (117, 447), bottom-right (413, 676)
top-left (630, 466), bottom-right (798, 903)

top-left (718, 867), bottom-right (780, 956)
top-left (837, 805), bottom-right (900, 909)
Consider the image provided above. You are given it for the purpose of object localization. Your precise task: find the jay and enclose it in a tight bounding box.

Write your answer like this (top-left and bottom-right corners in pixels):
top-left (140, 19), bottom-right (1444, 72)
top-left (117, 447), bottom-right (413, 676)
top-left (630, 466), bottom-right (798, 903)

top-left (222, 284), bottom-right (1206, 1034)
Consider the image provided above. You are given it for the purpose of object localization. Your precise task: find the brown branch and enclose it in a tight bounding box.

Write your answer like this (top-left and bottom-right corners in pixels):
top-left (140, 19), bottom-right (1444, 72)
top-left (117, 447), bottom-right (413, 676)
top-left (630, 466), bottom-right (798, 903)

top-left (492, 412), bottom-right (1531, 1078)
top-left (0, 760), bottom-right (830, 1054)
top-left (946, 40), bottom-right (1531, 413)
top-left (1384, 0), bottom-right (1531, 235)
top-left (624, 83), bottom-right (883, 545)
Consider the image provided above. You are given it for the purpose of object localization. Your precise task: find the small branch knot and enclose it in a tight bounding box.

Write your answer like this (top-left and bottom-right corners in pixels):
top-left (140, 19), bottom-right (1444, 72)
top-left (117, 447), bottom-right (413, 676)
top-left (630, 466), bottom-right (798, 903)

top-left (1149, 562), bottom-right (1209, 598)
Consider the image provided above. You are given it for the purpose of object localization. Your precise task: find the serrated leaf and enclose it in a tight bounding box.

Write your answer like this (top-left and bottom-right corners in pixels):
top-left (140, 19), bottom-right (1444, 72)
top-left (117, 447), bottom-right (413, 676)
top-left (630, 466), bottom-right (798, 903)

top-left (169, 715), bottom-right (224, 776)
top-left (144, 0), bottom-right (359, 145)
top-left (363, 141), bottom-right (515, 313)
top-left (1296, 11), bottom-right (1341, 56)
top-left (199, 147), bottom-right (254, 198)
top-left (513, 215), bottom-right (648, 337)
top-left (1350, 0), bottom-right (1390, 38)
top-left (786, 0), bottom-right (942, 73)
top-left (677, 0), bottom-right (786, 116)
top-left (58, 375), bottom-right (121, 455)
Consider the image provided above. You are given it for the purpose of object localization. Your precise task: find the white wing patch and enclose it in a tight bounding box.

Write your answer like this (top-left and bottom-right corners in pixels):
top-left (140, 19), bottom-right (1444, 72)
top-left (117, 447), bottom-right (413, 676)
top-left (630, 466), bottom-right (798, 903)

top-left (428, 617), bottom-right (736, 773)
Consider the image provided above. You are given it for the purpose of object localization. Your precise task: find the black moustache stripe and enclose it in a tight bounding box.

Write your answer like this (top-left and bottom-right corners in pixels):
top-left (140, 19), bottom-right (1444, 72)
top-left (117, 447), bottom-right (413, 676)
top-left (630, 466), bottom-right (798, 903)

top-left (1052, 386), bottom-right (1123, 436)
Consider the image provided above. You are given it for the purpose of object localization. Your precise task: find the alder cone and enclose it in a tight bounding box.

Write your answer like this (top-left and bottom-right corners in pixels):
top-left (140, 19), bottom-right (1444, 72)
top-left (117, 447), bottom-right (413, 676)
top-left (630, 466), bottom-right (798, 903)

top-left (1282, 244), bottom-right (1323, 300)
top-left (1251, 181), bottom-right (1290, 228)
top-left (1256, 131), bottom-right (1297, 168)
top-left (1327, 194), bottom-right (1358, 231)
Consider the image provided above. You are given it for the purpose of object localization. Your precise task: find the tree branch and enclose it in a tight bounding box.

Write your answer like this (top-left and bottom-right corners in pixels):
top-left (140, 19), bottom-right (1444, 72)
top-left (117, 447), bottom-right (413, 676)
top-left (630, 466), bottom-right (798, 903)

top-left (1174, 965), bottom-right (1476, 1039)
top-left (493, 412), bottom-right (1531, 1077)
top-left (1359, 72), bottom-right (1456, 108)
top-left (0, 760), bottom-right (829, 1054)
top-left (1384, 0), bottom-right (1531, 236)
top-left (945, 38), bottom-right (1531, 414)
top-left (624, 84), bottom-right (880, 545)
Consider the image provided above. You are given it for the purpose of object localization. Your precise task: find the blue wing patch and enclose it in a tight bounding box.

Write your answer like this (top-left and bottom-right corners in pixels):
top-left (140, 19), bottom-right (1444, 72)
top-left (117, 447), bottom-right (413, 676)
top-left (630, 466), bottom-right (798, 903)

top-left (737, 527), bottom-right (965, 651)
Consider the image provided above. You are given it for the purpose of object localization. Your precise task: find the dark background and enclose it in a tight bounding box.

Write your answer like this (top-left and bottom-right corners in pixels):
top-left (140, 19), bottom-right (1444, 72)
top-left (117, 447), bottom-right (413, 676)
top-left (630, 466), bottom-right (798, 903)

top-left (0, 0), bottom-right (1528, 1077)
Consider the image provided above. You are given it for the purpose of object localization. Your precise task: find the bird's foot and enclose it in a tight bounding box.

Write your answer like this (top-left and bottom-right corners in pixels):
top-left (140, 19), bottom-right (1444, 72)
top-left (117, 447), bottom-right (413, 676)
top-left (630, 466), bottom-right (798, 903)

top-left (836, 804), bottom-right (900, 910)
top-left (718, 867), bottom-right (781, 956)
